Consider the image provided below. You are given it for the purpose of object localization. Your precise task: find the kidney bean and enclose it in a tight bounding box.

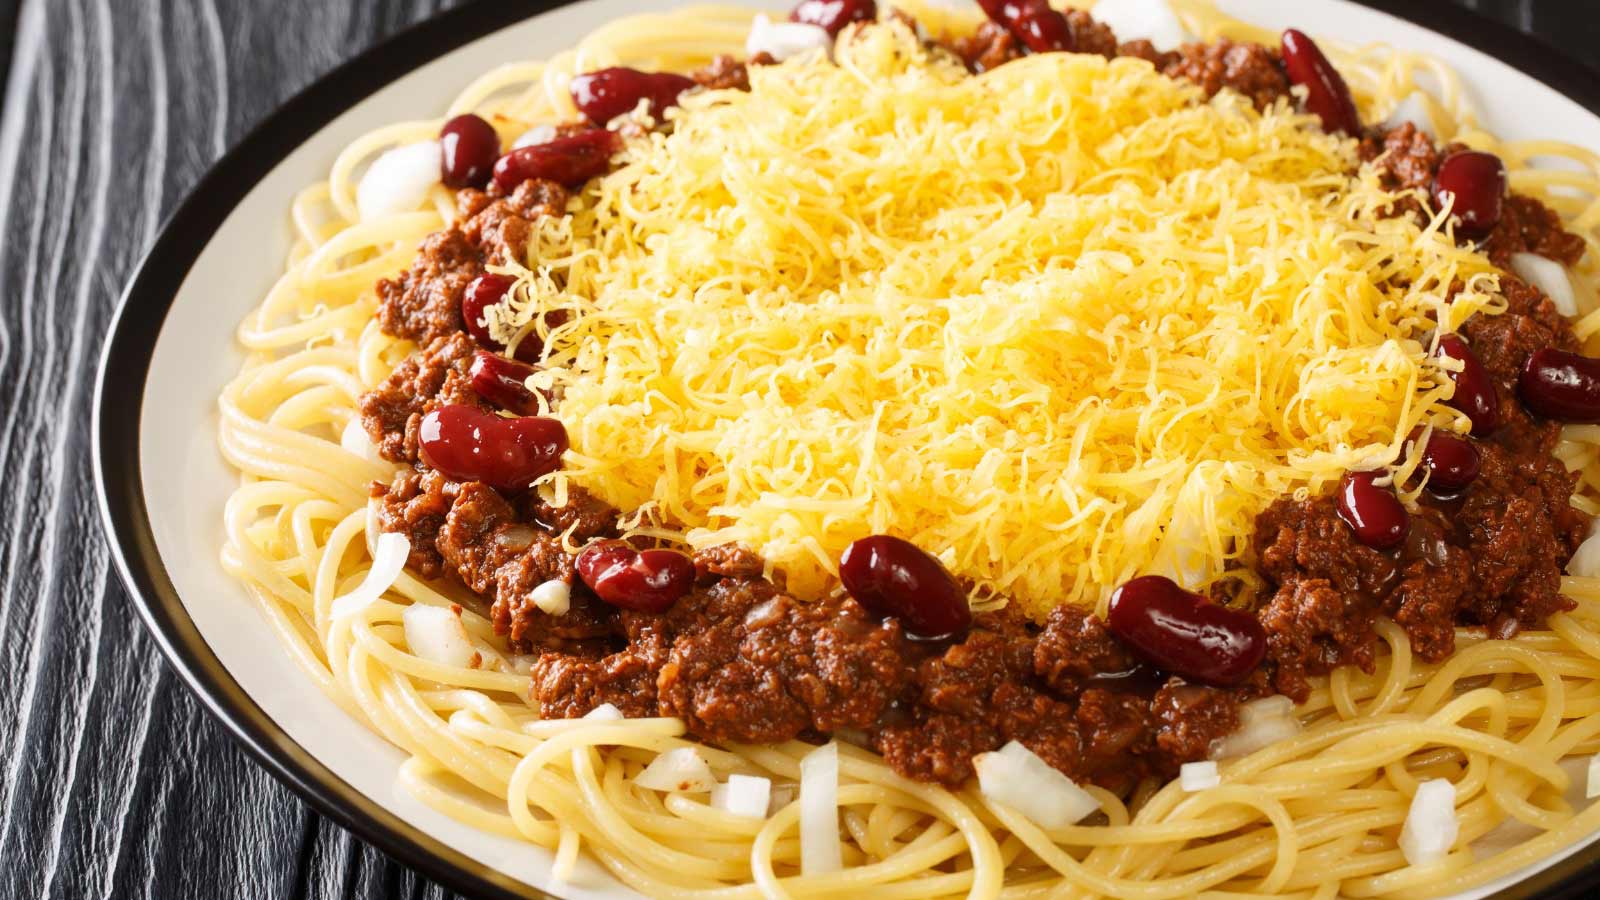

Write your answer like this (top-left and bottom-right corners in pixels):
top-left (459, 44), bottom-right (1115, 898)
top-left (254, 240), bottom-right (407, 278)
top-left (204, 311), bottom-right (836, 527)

top-left (418, 404), bottom-right (568, 491)
top-left (1433, 151), bottom-right (1507, 240)
top-left (789, 0), bottom-right (875, 36)
top-left (469, 351), bottom-right (544, 416)
top-left (1105, 575), bottom-right (1266, 687)
top-left (569, 67), bottom-right (698, 126)
top-left (491, 129), bottom-right (619, 192)
top-left (1436, 333), bottom-right (1501, 435)
top-left (1280, 29), bottom-right (1361, 136)
top-left (1519, 348), bottom-right (1600, 422)
top-left (575, 541), bottom-right (695, 612)
top-left (1336, 470), bottom-right (1408, 549)
top-left (438, 113), bottom-right (500, 189)
top-left (1418, 430), bottom-right (1480, 492)
top-left (975, 0), bottom-right (1073, 53)
top-left (839, 535), bottom-right (970, 639)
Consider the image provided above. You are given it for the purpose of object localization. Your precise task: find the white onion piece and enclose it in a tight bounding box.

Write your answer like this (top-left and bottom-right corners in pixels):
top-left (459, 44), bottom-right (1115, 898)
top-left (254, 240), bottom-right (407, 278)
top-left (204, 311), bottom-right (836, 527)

top-left (1210, 695), bottom-right (1301, 759)
top-left (1400, 779), bottom-right (1459, 866)
top-left (1381, 92), bottom-right (1438, 141)
top-left (799, 742), bottom-right (843, 875)
top-left (746, 13), bottom-right (832, 63)
top-left (1180, 761), bottom-right (1220, 792)
top-left (1511, 252), bottom-right (1578, 317)
top-left (331, 532), bottom-right (411, 619)
top-left (513, 124), bottom-right (558, 150)
top-left (712, 774), bottom-right (772, 818)
top-left (1089, 0), bottom-right (1188, 51)
top-left (1568, 521), bottom-right (1600, 578)
top-left (531, 579), bottom-right (572, 615)
top-left (584, 703), bottom-right (624, 721)
top-left (357, 142), bottom-right (442, 222)
top-left (339, 419), bottom-right (386, 465)
top-left (402, 604), bottom-right (477, 669)
top-left (768, 784), bottom-right (798, 816)
top-left (1588, 755), bottom-right (1600, 800)
top-left (974, 740), bottom-right (1099, 830)
top-left (635, 748), bottom-right (717, 793)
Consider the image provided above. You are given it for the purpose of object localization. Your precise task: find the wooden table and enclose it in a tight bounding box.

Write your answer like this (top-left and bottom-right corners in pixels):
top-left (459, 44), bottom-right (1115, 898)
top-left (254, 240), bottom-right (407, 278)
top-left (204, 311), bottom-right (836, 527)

top-left (2, 1), bottom-right (1596, 897)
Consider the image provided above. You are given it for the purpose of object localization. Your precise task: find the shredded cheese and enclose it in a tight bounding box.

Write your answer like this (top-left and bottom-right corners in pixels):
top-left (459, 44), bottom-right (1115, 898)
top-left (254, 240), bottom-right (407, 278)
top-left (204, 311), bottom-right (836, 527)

top-left (500, 22), bottom-right (1505, 616)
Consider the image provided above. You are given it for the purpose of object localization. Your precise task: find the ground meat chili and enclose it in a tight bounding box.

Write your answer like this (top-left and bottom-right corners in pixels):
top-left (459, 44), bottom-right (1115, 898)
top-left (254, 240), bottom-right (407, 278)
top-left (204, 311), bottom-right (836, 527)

top-left (356, 13), bottom-right (1592, 791)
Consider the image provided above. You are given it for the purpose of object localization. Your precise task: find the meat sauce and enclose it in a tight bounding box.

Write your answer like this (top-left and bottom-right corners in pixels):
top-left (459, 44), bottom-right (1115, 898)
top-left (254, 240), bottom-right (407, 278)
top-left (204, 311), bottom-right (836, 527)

top-left (356, 14), bottom-right (1591, 790)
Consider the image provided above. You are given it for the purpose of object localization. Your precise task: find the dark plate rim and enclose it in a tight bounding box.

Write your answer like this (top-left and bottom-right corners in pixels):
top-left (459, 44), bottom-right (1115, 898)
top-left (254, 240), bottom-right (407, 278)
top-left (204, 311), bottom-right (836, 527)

top-left (91, 1), bottom-right (1600, 898)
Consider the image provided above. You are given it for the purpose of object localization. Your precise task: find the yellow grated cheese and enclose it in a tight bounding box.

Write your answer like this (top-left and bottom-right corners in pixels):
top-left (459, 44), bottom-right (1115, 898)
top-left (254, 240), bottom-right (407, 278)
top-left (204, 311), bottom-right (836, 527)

top-left (496, 21), bottom-right (1505, 618)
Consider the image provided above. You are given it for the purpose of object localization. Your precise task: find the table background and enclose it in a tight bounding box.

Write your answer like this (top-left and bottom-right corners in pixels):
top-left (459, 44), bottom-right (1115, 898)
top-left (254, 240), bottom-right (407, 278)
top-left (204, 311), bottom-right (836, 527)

top-left (2, 1), bottom-right (1599, 898)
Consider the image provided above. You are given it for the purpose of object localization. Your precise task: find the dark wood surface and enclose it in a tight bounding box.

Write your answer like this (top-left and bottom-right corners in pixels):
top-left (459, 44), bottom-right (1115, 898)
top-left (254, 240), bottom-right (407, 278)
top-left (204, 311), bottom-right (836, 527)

top-left (1, 1), bottom-right (1597, 898)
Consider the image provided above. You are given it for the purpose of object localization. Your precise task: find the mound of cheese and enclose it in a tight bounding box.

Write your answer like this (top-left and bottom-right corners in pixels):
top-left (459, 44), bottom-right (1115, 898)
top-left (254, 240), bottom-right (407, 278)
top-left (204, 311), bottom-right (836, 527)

top-left (494, 22), bottom-right (1503, 616)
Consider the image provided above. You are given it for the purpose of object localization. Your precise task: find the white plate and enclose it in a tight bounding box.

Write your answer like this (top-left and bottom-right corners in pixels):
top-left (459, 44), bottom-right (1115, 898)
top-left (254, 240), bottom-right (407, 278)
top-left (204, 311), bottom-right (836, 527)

top-left (94, 1), bottom-right (1600, 897)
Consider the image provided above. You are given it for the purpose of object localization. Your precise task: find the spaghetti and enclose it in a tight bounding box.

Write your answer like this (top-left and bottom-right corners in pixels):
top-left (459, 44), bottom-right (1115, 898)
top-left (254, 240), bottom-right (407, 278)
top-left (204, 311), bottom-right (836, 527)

top-left (219, 2), bottom-right (1600, 897)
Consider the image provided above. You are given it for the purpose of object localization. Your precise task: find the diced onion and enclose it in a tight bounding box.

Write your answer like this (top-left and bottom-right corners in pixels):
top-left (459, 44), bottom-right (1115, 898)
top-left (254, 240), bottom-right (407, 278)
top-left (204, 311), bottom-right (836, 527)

top-left (799, 742), bottom-right (843, 875)
top-left (746, 13), bottom-right (832, 62)
top-left (330, 532), bottom-right (411, 619)
top-left (584, 703), bottom-right (624, 720)
top-left (1568, 521), bottom-right (1600, 578)
top-left (402, 604), bottom-right (477, 669)
top-left (1381, 91), bottom-right (1438, 141)
top-left (1210, 696), bottom-right (1301, 759)
top-left (513, 124), bottom-right (558, 150)
top-left (974, 740), bottom-right (1100, 830)
top-left (1180, 761), bottom-right (1220, 792)
top-left (768, 784), bottom-right (797, 816)
top-left (1588, 755), bottom-right (1600, 800)
top-left (1089, 0), bottom-right (1188, 51)
top-left (712, 774), bottom-right (772, 818)
top-left (1510, 252), bottom-right (1577, 317)
top-left (339, 418), bottom-right (386, 464)
top-left (531, 579), bottom-right (572, 615)
top-left (635, 747), bottom-right (717, 793)
top-left (356, 141), bottom-right (442, 222)
top-left (1400, 779), bottom-right (1459, 866)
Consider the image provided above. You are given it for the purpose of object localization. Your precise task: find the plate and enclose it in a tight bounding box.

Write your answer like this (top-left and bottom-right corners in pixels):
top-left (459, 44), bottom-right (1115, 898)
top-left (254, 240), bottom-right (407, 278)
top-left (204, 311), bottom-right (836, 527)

top-left (93, 1), bottom-right (1600, 897)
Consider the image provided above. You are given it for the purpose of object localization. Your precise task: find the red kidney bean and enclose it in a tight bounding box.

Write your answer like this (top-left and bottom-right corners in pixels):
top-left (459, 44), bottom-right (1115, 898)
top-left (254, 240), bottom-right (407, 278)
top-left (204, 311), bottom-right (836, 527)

top-left (975, 0), bottom-right (1073, 53)
top-left (789, 0), bottom-right (875, 36)
top-left (1418, 430), bottom-right (1480, 492)
top-left (1336, 470), bottom-right (1408, 549)
top-left (1105, 575), bottom-right (1266, 687)
top-left (576, 541), bottom-right (695, 612)
top-left (1519, 348), bottom-right (1600, 422)
top-left (418, 404), bottom-right (568, 491)
top-left (1436, 334), bottom-right (1501, 435)
top-left (460, 273), bottom-right (535, 361)
top-left (839, 535), bottom-right (971, 639)
top-left (1432, 151), bottom-right (1507, 240)
top-left (491, 129), bottom-right (619, 191)
top-left (1279, 29), bottom-right (1360, 136)
top-left (438, 114), bottom-right (500, 190)
top-left (469, 351), bottom-right (543, 416)
top-left (569, 67), bottom-right (698, 126)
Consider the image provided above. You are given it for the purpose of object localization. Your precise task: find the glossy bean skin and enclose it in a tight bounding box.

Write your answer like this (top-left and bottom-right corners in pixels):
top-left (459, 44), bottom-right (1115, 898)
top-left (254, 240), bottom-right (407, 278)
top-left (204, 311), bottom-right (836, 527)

top-left (1436, 334), bottom-right (1502, 435)
top-left (1105, 575), bottom-right (1266, 687)
top-left (1519, 348), bottom-right (1600, 423)
top-left (839, 535), bottom-right (971, 639)
top-left (1432, 151), bottom-right (1507, 240)
top-left (1418, 431), bottom-right (1480, 492)
top-left (1279, 30), bottom-right (1361, 136)
top-left (575, 541), bottom-right (696, 612)
top-left (439, 113), bottom-right (500, 189)
top-left (569, 67), bottom-right (698, 125)
top-left (789, 0), bottom-right (875, 36)
top-left (491, 129), bottom-right (619, 192)
top-left (417, 404), bottom-right (568, 491)
top-left (1336, 470), bottom-right (1409, 549)
top-left (975, 0), bottom-right (1073, 53)
top-left (469, 351), bottom-right (543, 416)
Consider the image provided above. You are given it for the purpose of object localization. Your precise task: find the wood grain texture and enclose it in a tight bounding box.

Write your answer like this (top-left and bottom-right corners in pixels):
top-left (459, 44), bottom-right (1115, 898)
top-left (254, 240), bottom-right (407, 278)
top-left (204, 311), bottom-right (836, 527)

top-left (0, 2), bottom-right (1593, 898)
